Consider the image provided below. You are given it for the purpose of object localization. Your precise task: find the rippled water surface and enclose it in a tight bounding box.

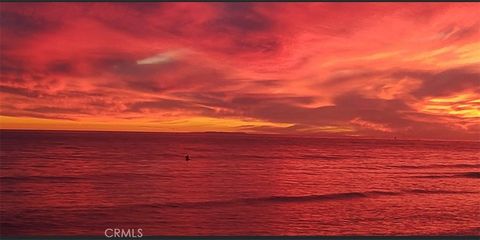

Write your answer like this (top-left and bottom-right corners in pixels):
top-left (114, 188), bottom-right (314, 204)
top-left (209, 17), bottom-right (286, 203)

top-left (1, 130), bottom-right (479, 236)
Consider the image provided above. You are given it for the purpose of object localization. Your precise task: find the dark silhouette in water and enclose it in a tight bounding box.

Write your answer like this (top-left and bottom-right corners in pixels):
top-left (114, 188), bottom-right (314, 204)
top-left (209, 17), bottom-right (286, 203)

top-left (185, 154), bottom-right (190, 161)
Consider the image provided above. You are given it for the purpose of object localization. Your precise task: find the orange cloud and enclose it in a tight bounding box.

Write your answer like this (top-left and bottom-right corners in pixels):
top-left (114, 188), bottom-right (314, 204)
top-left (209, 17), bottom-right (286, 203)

top-left (350, 118), bottom-right (393, 133)
top-left (1, 3), bottom-right (479, 140)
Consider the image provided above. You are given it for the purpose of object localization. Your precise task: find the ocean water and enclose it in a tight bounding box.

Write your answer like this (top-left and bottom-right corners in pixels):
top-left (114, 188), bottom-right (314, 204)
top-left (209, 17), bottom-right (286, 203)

top-left (0, 130), bottom-right (479, 236)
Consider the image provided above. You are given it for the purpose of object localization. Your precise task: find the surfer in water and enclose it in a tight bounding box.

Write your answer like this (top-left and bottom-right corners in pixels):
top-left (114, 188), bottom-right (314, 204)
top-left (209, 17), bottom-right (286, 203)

top-left (185, 154), bottom-right (190, 161)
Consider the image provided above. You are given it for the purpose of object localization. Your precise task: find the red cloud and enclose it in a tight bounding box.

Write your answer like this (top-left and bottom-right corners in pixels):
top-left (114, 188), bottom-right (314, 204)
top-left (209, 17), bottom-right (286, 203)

top-left (1, 3), bottom-right (479, 140)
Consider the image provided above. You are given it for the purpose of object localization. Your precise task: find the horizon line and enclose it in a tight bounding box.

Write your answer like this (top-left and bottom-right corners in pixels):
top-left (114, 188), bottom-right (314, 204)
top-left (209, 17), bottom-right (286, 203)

top-left (1, 128), bottom-right (478, 143)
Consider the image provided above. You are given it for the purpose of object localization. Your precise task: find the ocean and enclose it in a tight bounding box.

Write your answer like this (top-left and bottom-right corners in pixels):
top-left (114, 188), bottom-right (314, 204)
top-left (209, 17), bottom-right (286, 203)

top-left (0, 130), bottom-right (479, 236)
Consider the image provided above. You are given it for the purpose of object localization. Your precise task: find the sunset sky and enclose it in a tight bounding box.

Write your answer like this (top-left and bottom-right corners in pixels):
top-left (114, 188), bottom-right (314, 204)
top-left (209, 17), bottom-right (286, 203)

top-left (0, 3), bottom-right (479, 140)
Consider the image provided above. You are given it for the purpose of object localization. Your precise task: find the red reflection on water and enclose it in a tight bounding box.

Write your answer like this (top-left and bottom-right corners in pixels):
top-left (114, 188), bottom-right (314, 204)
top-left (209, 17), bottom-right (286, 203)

top-left (1, 131), bottom-right (479, 236)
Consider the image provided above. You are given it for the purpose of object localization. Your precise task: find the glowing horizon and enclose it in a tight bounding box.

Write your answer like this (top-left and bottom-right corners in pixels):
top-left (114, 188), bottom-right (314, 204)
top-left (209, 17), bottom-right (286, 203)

top-left (1, 3), bottom-right (479, 140)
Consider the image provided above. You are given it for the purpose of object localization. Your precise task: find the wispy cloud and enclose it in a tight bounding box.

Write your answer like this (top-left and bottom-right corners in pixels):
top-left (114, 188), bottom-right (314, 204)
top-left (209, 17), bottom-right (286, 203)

top-left (0, 2), bottom-right (479, 140)
top-left (136, 50), bottom-right (182, 65)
